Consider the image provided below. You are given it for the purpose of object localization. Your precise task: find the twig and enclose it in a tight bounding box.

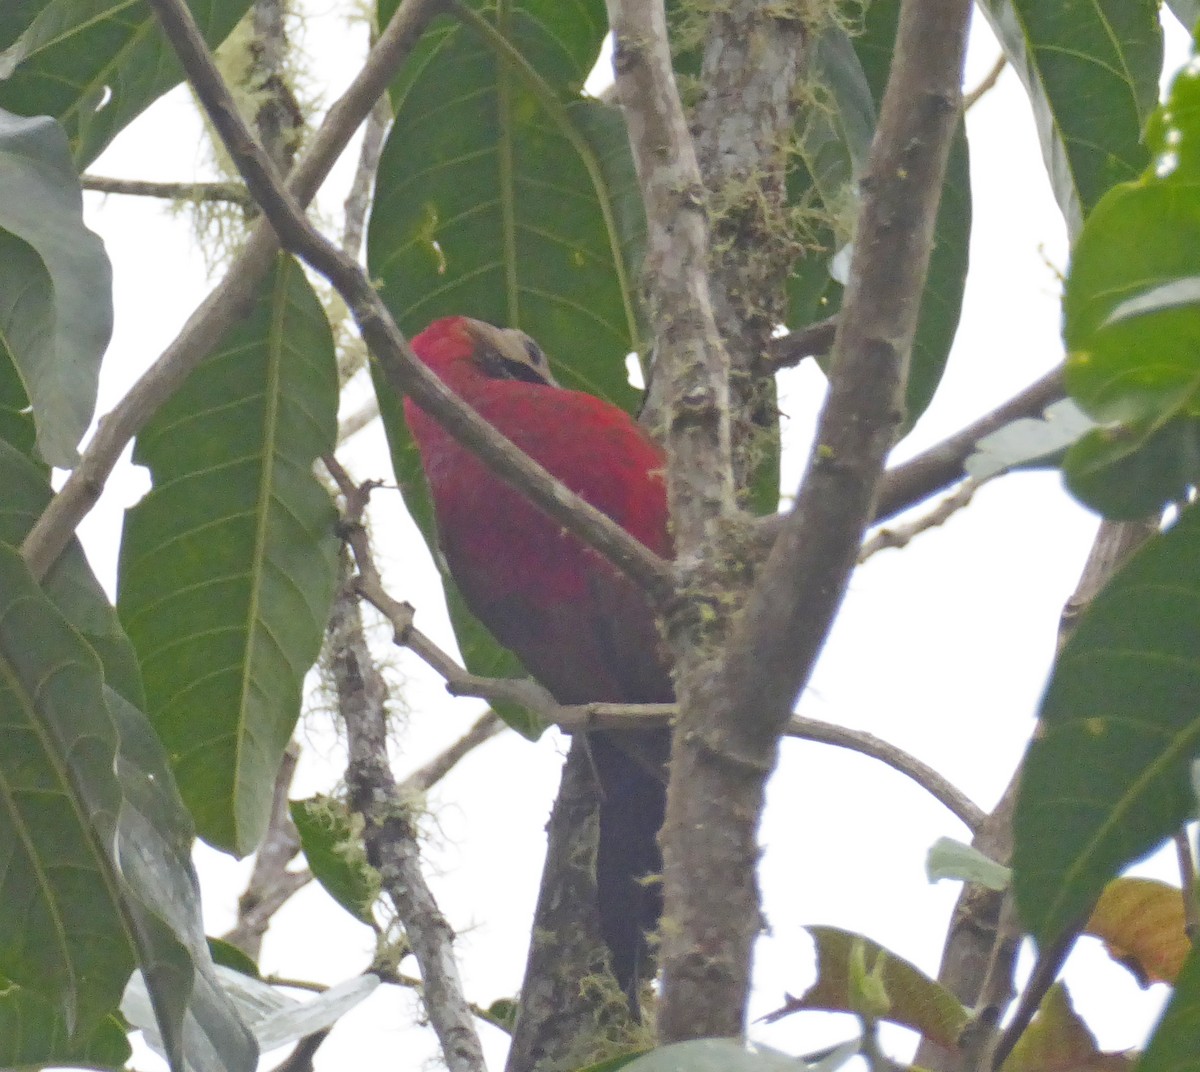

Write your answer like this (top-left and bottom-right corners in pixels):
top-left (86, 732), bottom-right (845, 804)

top-left (329, 580), bottom-right (487, 1072)
top-left (82, 175), bottom-right (253, 204)
top-left (373, 965), bottom-right (513, 1032)
top-left (142, 0), bottom-right (673, 603)
top-left (20, 0), bottom-right (441, 582)
top-left (964, 55), bottom-right (1006, 111)
top-left (753, 365), bottom-right (1066, 553)
top-left (784, 716), bottom-right (985, 831)
top-left (340, 94), bottom-right (391, 262)
top-left (337, 398), bottom-right (380, 444)
top-left (1174, 832), bottom-right (1199, 940)
top-left (874, 368), bottom-right (1064, 523)
top-left (858, 480), bottom-right (980, 561)
top-left (269, 1029), bottom-right (330, 1072)
top-left (322, 456), bottom-right (670, 730)
top-left (762, 315), bottom-right (840, 370)
top-left (224, 742), bottom-right (306, 959)
top-left (398, 711), bottom-right (507, 796)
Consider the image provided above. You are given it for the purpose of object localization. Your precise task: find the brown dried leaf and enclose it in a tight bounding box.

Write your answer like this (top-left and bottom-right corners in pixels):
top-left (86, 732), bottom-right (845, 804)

top-left (1001, 983), bottom-right (1134, 1072)
top-left (761, 926), bottom-right (968, 1051)
top-left (1085, 877), bottom-right (1190, 986)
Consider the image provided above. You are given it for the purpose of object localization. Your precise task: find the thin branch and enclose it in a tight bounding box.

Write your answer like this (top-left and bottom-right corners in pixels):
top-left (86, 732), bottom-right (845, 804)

top-left (82, 174), bottom-right (253, 204)
top-left (340, 94), bottom-right (391, 262)
top-left (398, 711), bottom-right (507, 797)
top-left (337, 398), bottom-right (380, 444)
top-left (20, 0), bottom-right (442, 582)
top-left (269, 1029), bottom-right (330, 1072)
top-left (225, 742), bottom-right (306, 959)
top-left (223, 868), bottom-right (314, 953)
top-left (754, 365), bottom-right (1066, 554)
top-left (143, 0), bottom-right (673, 601)
top-left (874, 367), bottom-right (1064, 523)
top-left (858, 480), bottom-right (981, 561)
top-left (762, 315), bottom-right (839, 370)
top-left (373, 965), bottom-right (513, 1033)
top-left (1174, 831), bottom-right (1199, 940)
top-left (964, 54), bottom-right (1007, 111)
top-left (329, 580), bottom-right (487, 1072)
top-left (784, 716), bottom-right (985, 832)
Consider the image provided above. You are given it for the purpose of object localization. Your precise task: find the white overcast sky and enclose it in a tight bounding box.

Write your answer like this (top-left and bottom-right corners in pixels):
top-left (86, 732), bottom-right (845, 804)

top-left (69, 9), bottom-right (1193, 1070)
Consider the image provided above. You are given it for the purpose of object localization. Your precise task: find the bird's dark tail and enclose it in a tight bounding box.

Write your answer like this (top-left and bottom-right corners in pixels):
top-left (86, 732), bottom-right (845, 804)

top-left (590, 728), bottom-right (670, 1008)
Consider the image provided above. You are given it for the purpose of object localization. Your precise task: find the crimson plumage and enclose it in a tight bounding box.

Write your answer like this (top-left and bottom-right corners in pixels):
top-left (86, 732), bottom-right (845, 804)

top-left (405, 316), bottom-right (671, 997)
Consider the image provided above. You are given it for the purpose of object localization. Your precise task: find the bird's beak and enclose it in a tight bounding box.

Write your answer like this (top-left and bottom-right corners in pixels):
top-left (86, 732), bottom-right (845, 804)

top-left (463, 317), bottom-right (560, 388)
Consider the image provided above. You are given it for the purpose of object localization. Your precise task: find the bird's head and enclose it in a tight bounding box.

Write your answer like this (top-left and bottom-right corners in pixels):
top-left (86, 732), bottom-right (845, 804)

top-left (411, 316), bottom-right (558, 391)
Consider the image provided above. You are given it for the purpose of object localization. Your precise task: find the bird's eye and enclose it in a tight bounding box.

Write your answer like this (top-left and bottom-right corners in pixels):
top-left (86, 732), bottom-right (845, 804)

top-left (524, 339), bottom-right (546, 367)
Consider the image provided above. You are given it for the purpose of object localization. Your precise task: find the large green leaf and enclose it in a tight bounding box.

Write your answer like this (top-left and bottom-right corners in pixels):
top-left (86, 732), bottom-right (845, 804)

top-left (1168, 1), bottom-right (1200, 33)
top-left (976, 0), bottom-right (1162, 238)
top-left (0, 3), bottom-right (41, 81)
top-left (1139, 944), bottom-right (1200, 1072)
top-left (786, 9), bottom-right (971, 433)
top-left (1012, 502), bottom-right (1200, 946)
top-left (367, 0), bottom-right (642, 736)
top-left (118, 255), bottom-right (339, 856)
top-left (0, 438), bottom-right (143, 706)
top-left (367, 0), bottom-right (640, 405)
top-left (854, 3), bottom-right (970, 430)
top-left (0, 0), bottom-right (253, 167)
top-left (0, 986), bottom-right (130, 1067)
top-left (1060, 40), bottom-right (1200, 517)
top-left (0, 547), bottom-right (256, 1071)
top-left (0, 108), bottom-right (111, 466)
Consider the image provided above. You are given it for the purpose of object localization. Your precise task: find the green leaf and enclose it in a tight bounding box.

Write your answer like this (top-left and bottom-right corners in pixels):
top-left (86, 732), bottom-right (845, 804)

top-left (366, 0), bottom-right (640, 406)
top-left (1012, 501), bottom-right (1200, 946)
top-left (107, 685), bottom-right (258, 1072)
top-left (367, 0), bottom-right (641, 736)
top-left (118, 255), bottom-right (339, 856)
top-left (1060, 44), bottom-right (1200, 515)
top-left (0, 986), bottom-right (130, 1067)
top-left (853, 1), bottom-right (970, 431)
top-left (1139, 944), bottom-right (1200, 1072)
top-left (1063, 418), bottom-right (1200, 520)
top-left (207, 937), bottom-right (261, 978)
top-left (925, 837), bottom-right (1011, 891)
top-left (0, 2), bottom-right (44, 53)
top-left (290, 796), bottom-right (379, 926)
top-left (0, 0), bottom-right (254, 167)
top-left (1167, 1), bottom-right (1200, 34)
top-left (0, 438), bottom-right (143, 706)
top-left (788, 6), bottom-right (971, 433)
top-left (976, 0), bottom-right (1162, 238)
top-left (0, 109), bottom-right (112, 466)
top-left (0, 546), bottom-right (256, 1071)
